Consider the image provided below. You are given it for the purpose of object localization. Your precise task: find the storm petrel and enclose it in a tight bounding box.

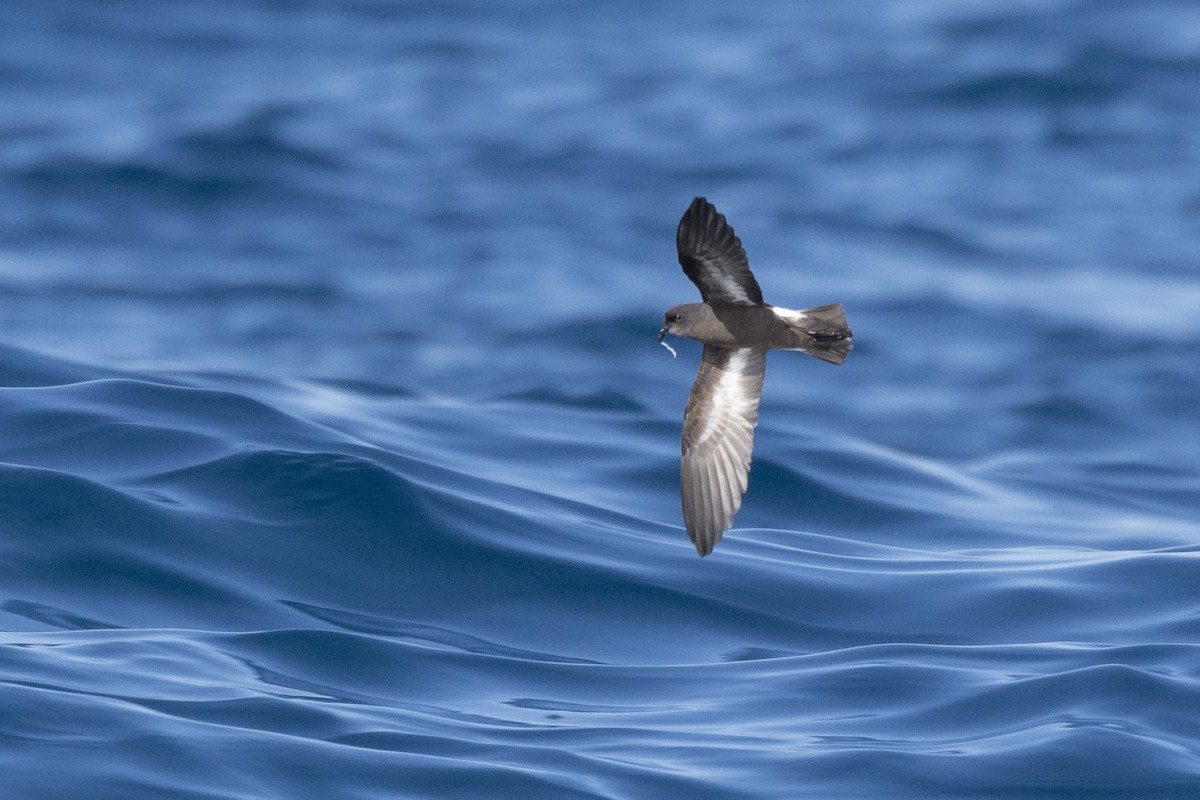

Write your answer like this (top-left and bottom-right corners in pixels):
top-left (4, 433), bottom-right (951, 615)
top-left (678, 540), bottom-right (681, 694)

top-left (659, 197), bottom-right (852, 556)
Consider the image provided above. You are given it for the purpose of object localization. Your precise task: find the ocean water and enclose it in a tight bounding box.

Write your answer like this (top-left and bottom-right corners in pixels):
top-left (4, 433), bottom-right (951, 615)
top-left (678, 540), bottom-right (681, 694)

top-left (3, 1), bottom-right (1200, 797)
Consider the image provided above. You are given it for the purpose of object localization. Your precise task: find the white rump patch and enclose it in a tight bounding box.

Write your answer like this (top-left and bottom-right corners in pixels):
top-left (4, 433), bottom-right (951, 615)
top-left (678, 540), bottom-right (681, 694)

top-left (770, 306), bottom-right (808, 325)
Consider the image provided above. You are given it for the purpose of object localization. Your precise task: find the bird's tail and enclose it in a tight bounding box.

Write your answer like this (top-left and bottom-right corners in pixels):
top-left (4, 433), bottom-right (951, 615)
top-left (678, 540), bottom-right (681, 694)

top-left (780, 303), bottom-right (852, 365)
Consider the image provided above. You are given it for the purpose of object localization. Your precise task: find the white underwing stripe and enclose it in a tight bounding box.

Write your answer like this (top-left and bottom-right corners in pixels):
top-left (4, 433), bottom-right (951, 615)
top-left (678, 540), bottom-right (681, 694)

top-left (691, 348), bottom-right (758, 449)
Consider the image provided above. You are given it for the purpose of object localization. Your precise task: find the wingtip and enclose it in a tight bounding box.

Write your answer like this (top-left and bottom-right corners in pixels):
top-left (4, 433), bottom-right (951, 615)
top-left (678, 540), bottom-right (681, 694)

top-left (678, 197), bottom-right (709, 248)
top-left (688, 525), bottom-right (721, 557)
top-left (679, 196), bottom-right (717, 232)
top-left (684, 514), bottom-right (718, 557)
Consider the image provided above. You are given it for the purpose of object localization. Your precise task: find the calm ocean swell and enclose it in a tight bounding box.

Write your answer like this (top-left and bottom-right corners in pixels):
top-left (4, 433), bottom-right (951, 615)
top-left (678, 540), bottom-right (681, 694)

top-left (3, 344), bottom-right (1200, 797)
top-left (4, 0), bottom-right (1200, 797)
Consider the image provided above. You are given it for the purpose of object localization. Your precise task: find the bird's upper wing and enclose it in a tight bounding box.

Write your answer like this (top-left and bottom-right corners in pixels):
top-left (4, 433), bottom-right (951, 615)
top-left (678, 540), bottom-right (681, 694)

top-left (676, 197), bottom-right (764, 305)
top-left (680, 346), bottom-right (766, 556)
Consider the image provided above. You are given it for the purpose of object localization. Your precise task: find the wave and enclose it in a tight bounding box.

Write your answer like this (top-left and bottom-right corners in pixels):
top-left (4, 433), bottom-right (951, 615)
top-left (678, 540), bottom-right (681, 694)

top-left (2, 331), bottom-right (1199, 798)
top-left (4, 625), bottom-right (1199, 799)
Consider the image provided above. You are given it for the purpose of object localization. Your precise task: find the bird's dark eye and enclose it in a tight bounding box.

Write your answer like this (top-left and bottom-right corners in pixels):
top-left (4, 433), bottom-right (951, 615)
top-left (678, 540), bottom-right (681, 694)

top-left (667, 312), bottom-right (681, 322)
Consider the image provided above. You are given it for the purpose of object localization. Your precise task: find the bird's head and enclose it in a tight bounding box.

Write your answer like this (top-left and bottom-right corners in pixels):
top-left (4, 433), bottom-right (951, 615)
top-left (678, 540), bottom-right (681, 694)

top-left (659, 303), bottom-right (710, 341)
top-left (658, 304), bottom-right (709, 357)
top-left (658, 307), bottom-right (684, 343)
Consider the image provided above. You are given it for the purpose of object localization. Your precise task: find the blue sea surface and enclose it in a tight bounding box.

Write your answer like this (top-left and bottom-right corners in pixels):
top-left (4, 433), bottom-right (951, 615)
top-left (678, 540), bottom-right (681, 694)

top-left (3, 1), bottom-right (1200, 797)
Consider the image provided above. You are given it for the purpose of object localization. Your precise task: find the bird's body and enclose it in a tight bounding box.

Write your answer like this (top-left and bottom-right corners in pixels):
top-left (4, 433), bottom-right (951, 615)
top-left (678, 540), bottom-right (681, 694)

top-left (662, 301), bottom-right (851, 360)
top-left (660, 197), bottom-right (852, 556)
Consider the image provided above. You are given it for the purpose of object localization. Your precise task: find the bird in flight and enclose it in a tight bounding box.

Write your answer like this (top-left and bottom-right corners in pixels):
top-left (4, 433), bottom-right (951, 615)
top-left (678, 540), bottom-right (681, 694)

top-left (659, 197), bottom-right (852, 556)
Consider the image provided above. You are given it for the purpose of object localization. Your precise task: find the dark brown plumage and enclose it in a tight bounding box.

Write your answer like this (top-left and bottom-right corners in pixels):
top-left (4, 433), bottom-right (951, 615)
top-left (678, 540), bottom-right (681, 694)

top-left (659, 197), bottom-right (852, 556)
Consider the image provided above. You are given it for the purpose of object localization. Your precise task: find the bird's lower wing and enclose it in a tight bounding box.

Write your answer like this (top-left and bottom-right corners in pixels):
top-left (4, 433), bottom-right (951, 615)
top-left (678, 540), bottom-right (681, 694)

top-left (680, 346), bottom-right (766, 556)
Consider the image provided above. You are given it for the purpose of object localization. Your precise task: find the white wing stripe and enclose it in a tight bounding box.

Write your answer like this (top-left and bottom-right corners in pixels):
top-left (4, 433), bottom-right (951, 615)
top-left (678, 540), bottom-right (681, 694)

top-left (705, 265), bottom-right (753, 303)
top-left (691, 348), bottom-right (756, 448)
